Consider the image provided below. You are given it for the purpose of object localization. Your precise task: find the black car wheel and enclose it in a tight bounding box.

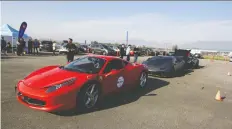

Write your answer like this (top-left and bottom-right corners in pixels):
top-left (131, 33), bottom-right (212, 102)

top-left (77, 82), bottom-right (101, 111)
top-left (165, 66), bottom-right (175, 78)
top-left (138, 71), bottom-right (148, 88)
top-left (194, 61), bottom-right (199, 68)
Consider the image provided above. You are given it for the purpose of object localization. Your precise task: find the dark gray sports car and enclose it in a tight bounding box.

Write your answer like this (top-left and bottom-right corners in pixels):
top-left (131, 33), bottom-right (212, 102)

top-left (142, 56), bottom-right (185, 77)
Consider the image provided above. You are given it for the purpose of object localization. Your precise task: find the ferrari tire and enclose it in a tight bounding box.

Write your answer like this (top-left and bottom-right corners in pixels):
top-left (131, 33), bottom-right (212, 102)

top-left (138, 71), bottom-right (148, 88)
top-left (77, 82), bottom-right (100, 112)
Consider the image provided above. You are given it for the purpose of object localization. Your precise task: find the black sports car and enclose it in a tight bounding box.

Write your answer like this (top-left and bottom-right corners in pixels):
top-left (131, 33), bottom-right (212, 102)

top-left (142, 56), bottom-right (185, 77)
top-left (173, 49), bottom-right (199, 69)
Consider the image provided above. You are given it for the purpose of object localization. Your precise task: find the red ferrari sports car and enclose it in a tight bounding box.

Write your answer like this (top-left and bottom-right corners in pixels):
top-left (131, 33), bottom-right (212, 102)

top-left (15, 55), bottom-right (148, 112)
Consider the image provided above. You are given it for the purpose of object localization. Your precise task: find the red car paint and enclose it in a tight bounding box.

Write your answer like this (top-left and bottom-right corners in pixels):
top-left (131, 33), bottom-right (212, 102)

top-left (16, 55), bottom-right (148, 112)
top-left (130, 51), bottom-right (134, 56)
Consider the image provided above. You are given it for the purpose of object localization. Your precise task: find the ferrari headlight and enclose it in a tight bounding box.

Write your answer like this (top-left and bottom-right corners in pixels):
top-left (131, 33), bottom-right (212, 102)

top-left (46, 78), bottom-right (76, 93)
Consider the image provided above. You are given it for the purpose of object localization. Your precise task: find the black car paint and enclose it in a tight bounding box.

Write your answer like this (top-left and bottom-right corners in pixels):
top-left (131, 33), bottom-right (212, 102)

top-left (142, 56), bottom-right (185, 77)
top-left (173, 49), bottom-right (199, 69)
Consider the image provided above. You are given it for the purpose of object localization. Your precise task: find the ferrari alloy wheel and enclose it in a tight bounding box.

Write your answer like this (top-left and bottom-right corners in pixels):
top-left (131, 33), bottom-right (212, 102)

top-left (82, 84), bottom-right (99, 109)
top-left (139, 72), bottom-right (148, 88)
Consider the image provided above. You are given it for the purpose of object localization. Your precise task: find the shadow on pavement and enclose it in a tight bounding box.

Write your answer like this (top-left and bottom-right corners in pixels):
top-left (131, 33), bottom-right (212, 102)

top-left (55, 77), bottom-right (169, 116)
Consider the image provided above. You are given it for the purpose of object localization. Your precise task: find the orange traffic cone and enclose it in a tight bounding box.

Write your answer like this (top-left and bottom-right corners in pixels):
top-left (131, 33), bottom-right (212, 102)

top-left (215, 90), bottom-right (222, 101)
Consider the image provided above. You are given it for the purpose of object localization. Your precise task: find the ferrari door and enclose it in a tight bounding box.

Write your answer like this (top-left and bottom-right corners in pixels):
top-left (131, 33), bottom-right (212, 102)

top-left (121, 60), bottom-right (136, 88)
top-left (101, 59), bottom-right (126, 95)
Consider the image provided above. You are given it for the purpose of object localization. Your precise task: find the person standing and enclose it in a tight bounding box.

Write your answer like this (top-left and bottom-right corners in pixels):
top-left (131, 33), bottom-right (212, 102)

top-left (1, 37), bottom-right (7, 55)
top-left (21, 38), bottom-right (26, 55)
top-left (133, 45), bottom-right (139, 63)
top-left (28, 38), bottom-right (33, 54)
top-left (126, 45), bottom-right (131, 62)
top-left (52, 42), bottom-right (56, 56)
top-left (120, 44), bottom-right (125, 59)
top-left (17, 38), bottom-right (24, 56)
top-left (65, 38), bottom-right (76, 63)
top-left (7, 42), bottom-right (12, 53)
top-left (33, 39), bottom-right (39, 55)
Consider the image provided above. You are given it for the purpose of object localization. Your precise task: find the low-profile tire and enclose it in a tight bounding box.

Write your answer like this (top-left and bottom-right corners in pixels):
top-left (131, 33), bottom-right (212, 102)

top-left (77, 82), bottom-right (101, 112)
top-left (194, 61), bottom-right (199, 68)
top-left (138, 71), bottom-right (148, 88)
top-left (167, 66), bottom-right (176, 78)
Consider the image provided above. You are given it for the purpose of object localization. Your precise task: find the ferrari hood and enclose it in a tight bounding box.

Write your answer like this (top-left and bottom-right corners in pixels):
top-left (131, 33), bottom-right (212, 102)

top-left (23, 67), bottom-right (87, 89)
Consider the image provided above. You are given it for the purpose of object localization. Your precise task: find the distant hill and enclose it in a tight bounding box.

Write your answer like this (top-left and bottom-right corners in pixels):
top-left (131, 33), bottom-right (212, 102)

top-left (179, 41), bottom-right (232, 51)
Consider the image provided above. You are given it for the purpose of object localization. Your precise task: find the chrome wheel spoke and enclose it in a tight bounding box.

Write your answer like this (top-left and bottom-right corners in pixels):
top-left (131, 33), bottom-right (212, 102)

top-left (90, 85), bottom-right (95, 94)
top-left (140, 73), bottom-right (147, 87)
top-left (92, 90), bottom-right (98, 97)
top-left (86, 92), bottom-right (91, 97)
top-left (85, 98), bottom-right (91, 105)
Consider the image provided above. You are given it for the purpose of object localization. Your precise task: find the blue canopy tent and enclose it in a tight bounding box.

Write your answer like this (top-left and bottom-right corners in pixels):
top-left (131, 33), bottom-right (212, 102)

top-left (1, 24), bottom-right (29, 53)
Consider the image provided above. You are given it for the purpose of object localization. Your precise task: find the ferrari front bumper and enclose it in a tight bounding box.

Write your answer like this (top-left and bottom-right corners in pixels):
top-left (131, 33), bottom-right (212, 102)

top-left (15, 82), bottom-right (77, 112)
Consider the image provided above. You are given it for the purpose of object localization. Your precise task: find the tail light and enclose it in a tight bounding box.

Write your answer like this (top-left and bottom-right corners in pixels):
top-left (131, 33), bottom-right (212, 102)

top-left (187, 52), bottom-right (190, 57)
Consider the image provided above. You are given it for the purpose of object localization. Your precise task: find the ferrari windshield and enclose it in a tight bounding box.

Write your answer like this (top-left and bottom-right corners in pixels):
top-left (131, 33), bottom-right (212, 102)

top-left (62, 56), bottom-right (106, 74)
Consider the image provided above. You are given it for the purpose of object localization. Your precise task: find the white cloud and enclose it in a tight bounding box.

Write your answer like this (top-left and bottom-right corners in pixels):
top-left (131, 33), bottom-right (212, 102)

top-left (4, 13), bottom-right (232, 44)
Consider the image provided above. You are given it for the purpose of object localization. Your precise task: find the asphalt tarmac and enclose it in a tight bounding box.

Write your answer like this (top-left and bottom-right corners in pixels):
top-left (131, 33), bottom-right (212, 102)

top-left (1, 55), bottom-right (232, 129)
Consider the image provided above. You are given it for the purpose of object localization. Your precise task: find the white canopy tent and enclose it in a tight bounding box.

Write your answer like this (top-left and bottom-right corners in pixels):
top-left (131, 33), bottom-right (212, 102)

top-left (1, 24), bottom-right (30, 52)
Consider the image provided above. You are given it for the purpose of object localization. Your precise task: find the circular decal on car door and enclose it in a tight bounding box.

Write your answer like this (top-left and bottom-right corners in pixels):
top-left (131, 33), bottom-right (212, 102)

top-left (117, 76), bottom-right (124, 88)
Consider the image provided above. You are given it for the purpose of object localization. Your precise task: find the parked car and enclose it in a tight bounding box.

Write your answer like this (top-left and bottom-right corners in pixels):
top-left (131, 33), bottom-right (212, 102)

top-left (193, 53), bottom-right (202, 59)
top-left (174, 49), bottom-right (199, 69)
top-left (58, 43), bottom-right (79, 55)
top-left (228, 52), bottom-right (232, 62)
top-left (90, 43), bottom-right (117, 56)
top-left (167, 52), bottom-right (175, 56)
top-left (144, 48), bottom-right (155, 56)
top-left (142, 56), bottom-right (185, 77)
top-left (40, 40), bottom-right (53, 52)
top-left (109, 45), bottom-right (120, 52)
top-left (79, 44), bottom-right (90, 53)
top-left (15, 55), bottom-right (148, 112)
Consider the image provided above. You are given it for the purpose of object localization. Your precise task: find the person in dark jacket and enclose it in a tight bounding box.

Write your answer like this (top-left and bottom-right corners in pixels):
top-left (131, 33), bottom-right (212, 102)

top-left (33, 39), bottom-right (39, 55)
top-left (133, 45), bottom-right (139, 63)
top-left (1, 37), bottom-right (7, 55)
top-left (7, 42), bottom-right (12, 53)
top-left (22, 38), bottom-right (26, 55)
top-left (28, 38), bottom-right (33, 54)
top-left (120, 44), bottom-right (125, 59)
top-left (65, 38), bottom-right (76, 63)
top-left (17, 38), bottom-right (25, 56)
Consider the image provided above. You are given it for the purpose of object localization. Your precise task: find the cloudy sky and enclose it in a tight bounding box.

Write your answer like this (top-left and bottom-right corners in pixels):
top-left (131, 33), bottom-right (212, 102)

top-left (1, 1), bottom-right (232, 46)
